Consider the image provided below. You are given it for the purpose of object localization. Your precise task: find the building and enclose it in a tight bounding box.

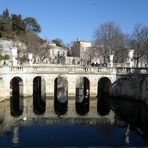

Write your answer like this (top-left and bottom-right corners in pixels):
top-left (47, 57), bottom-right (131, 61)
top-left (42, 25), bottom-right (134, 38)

top-left (72, 40), bottom-right (92, 58)
top-left (49, 42), bottom-right (67, 64)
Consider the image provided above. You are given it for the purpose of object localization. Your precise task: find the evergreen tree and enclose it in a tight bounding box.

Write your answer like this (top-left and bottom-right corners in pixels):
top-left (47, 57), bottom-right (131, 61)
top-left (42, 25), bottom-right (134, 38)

top-left (2, 8), bottom-right (10, 23)
top-left (24, 17), bottom-right (41, 33)
top-left (11, 14), bottom-right (26, 35)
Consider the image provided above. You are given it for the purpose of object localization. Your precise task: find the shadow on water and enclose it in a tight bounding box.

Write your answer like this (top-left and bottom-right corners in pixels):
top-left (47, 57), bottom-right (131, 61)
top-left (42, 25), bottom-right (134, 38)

top-left (97, 77), bottom-right (111, 116)
top-left (33, 93), bottom-right (45, 115)
top-left (10, 94), bottom-right (23, 117)
top-left (112, 97), bottom-right (148, 140)
top-left (97, 92), bottom-right (111, 116)
top-left (10, 77), bottom-right (23, 117)
top-left (75, 77), bottom-right (89, 115)
top-left (33, 76), bottom-right (46, 115)
top-left (76, 98), bottom-right (89, 115)
top-left (54, 98), bottom-right (68, 115)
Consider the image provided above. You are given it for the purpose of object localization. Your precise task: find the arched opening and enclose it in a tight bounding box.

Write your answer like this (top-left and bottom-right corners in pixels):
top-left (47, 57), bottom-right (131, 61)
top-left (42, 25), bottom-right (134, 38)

top-left (97, 77), bottom-right (111, 116)
top-left (33, 76), bottom-right (46, 114)
top-left (76, 77), bottom-right (90, 115)
top-left (10, 77), bottom-right (23, 117)
top-left (54, 76), bottom-right (68, 115)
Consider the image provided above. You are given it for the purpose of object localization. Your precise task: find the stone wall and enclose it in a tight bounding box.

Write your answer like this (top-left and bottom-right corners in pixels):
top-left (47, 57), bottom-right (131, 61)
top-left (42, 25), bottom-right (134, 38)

top-left (0, 65), bottom-right (117, 99)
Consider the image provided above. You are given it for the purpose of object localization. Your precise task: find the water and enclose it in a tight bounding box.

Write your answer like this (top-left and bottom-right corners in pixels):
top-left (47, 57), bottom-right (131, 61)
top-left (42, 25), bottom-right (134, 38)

top-left (0, 119), bottom-right (148, 147)
top-left (0, 97), bottom-right (148, 147)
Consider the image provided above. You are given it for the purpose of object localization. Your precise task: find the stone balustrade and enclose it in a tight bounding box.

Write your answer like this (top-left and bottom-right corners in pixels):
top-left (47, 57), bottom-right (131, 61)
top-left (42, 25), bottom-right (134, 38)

top-left (1, 65), bottom-right (148, 76)
top-left (117, 67), bottom-right (148, 75)
top-left (0, 65), bottom-right (117, 75)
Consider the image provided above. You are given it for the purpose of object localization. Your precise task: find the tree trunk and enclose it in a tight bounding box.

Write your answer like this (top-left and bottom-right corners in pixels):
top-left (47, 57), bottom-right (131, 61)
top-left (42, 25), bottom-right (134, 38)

top-left (136, 58), bottom-right (139, 67)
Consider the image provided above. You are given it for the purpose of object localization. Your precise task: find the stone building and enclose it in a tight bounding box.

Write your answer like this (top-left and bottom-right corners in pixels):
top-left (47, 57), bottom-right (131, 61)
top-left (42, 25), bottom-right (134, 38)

top-left (49, 42), bottom-right (67, 64)
top-left (71, 40), bottom-right (92, 58)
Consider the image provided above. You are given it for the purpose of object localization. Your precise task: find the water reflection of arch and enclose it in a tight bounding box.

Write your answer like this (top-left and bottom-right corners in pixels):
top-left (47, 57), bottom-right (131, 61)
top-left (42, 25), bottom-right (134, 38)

top-left (54, 75), bottom-right (68, 115)
top-left (33, 76), bottom-right (46, 115)
top-left (10, 76), bottom-right (23, 117)
top-left (76, 77), bottom-right (90, 115)
top-left (97, 77), bottom-right (111, 116)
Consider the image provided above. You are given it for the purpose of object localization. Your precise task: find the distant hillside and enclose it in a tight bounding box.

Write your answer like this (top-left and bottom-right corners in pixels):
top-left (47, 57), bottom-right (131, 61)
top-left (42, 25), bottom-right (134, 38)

top-left (0, 8), bottom-right (45, 56)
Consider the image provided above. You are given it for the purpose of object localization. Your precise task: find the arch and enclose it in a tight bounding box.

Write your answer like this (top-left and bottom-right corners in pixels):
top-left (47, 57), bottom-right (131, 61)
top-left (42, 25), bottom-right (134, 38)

top-left (10, 77), bottom-right (23, 117)
top-left (33, 76), bottom-right (46, 114)
top-left (97, 77), bottom-right (111, 116)
top-left (75, 77), bottom-right (90, 115)
top-left (54, 76), bottom-right (68, 115)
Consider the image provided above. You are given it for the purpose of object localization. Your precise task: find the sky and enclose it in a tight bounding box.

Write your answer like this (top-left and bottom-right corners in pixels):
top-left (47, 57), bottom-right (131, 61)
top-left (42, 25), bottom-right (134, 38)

top-left (0, 0), bottom-right (148, 44)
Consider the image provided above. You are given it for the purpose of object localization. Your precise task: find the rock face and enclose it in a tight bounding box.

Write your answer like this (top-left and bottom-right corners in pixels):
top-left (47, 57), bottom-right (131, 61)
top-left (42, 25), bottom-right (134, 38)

top-left (0, 39), bottom-right (26, 56)
top-left (111, 73), bottom-right (148, 104)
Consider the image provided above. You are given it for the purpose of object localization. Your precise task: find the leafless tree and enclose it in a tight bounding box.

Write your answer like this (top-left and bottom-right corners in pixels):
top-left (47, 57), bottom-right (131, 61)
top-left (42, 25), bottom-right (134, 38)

top-left (10, 39), bottom-right (27, 62)
top-left (130, 24), bottom-right (148, 67)
top-left (82, 46), bottom-right (102, 64)
top-left (38, 42), bottom-right (53, 61)
top-left (93, 22), bottom-right (127, 63)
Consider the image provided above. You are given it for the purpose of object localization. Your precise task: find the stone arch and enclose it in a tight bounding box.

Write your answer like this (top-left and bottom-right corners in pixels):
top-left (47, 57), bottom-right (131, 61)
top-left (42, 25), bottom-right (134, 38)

top-left (97, 77), bottom-right (112, 116)
top-left (54, 75), bottom-right (68, 115)
top-left (10, 76), bottom-right (23, 117)
top-left (33, 76), bottom-right (46, 114)
top-left (75, 76), bottom-right (90, 115)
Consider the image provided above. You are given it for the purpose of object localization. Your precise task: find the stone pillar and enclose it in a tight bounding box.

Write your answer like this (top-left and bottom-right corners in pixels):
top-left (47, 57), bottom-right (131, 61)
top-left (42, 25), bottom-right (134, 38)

top-left (88, 80), bottom-right (98, 117)
top-left (28, 53), bottom-right (33, 66)
top-left (45, 78), bottom-right (55, 117)
top-left (89, 80), bottom-right (97, 97)
top-left (22, 76), bottom-right (33, 118)
top-left (66, 77), bottom-right (77, 117)
top-left (23, 76), bottom-right (33, 97)
top-left (11, 48), bottom-right (18, 66)
top-left (128, 50), bottom-right (134, 67)
top-left (109, 54), bottom-right (114, 67)
top-left (45, 96), bottom-right (55, 118)
top-left (46, 78), bottom-right (54, 97)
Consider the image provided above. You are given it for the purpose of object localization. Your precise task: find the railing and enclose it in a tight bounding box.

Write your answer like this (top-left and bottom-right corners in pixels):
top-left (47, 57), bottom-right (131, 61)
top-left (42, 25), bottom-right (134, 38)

top-left (0, 65), bottom-right (117, 75)
top-left (116, 67), bottom-right (148, 75)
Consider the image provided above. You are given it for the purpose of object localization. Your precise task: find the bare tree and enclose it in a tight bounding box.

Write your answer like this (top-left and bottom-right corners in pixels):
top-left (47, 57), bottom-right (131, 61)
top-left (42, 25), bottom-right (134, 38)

top-left (81, 46), bottom-right (101, 64)
top-left (10, 39), bottom-right (27, 62)
top-left (38, 41), bottom-right (53, 61)
top-left (93, 22), bottom-right (126, 63)
top-left (130, 24), bottom-right (148, 67)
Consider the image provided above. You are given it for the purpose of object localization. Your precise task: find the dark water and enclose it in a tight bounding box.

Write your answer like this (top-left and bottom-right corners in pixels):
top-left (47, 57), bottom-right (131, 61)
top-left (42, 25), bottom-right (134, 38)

top-left (0, 119), bottom-right (148, 147)
top-left (0, 97), bottom-right (148, 147)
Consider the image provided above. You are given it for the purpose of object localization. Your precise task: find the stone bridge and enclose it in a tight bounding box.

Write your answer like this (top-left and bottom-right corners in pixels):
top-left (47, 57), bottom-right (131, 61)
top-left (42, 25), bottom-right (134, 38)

top-left (0, 65), bottom-right (118, 98)
top-left (0, 65), bottom-right (147, 119)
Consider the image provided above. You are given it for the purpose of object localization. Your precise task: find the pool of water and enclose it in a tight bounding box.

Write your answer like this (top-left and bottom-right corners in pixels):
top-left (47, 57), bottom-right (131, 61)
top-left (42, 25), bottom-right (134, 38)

top-left (0, 119), bottom-right (148, 147)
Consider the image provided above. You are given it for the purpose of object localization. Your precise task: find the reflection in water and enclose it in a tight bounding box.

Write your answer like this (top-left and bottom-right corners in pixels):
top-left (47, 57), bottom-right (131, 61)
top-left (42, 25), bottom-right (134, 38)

top-left (33, 77), bottom-right (46, 114)
top-left (54, 76), bottom-right (68, 115)
top-left (10, 95), bottom-right (23, 117)
top-left (10, 77), bottom-right (23, 117)
top-left (97, 77), bottom-right (111, 116)
top-left (0, 118), bottom-right (147, 147)
top-left (112, 97), bottom-right (148, 139)
top-left (76, 77), bottom-right (89, 115)
top-left (124, 124), bottom-right (130, 144)
top-left (12, 126), bottom-right (19, 145)
top-left (0, 96), bottom-right (148, 146)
